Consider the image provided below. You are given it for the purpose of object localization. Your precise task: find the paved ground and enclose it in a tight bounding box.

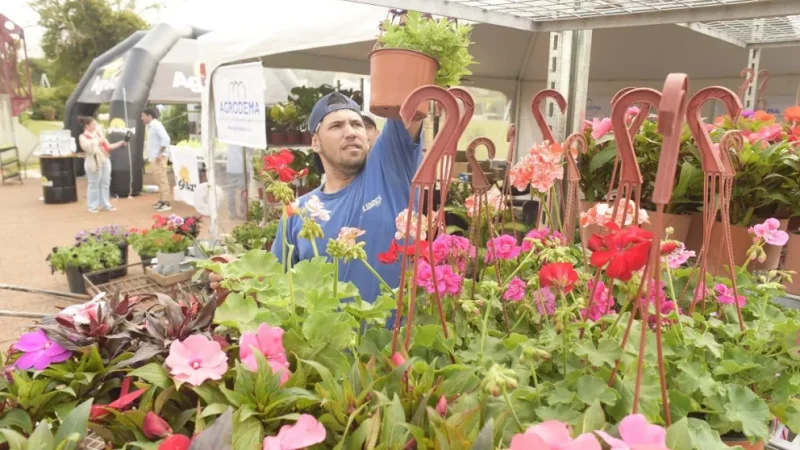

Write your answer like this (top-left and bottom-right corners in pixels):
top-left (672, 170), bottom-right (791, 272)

top-left (0, 170), bottom-right (205, 349)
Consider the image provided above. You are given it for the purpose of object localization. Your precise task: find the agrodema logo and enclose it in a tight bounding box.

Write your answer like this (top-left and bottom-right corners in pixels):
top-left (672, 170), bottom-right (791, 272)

top-left (218, 80), bottom-right (260, 115)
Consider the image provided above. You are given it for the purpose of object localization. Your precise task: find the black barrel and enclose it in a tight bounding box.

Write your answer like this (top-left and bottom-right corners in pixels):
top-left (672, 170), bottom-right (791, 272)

top-left (41, 156), bottom-right (78, 204)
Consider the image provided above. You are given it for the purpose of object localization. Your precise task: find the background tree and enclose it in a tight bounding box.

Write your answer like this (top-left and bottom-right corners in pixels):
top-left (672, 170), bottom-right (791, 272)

top-left (30, 0), bottom-right (151, 84)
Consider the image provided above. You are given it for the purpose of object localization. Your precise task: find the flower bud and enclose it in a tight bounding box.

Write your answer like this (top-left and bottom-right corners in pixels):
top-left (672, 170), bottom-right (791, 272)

top-left (483, 364), bottom-right (518, 397)
top-left (143, 412), bottom-right (172, 439)
top-left (436, 395), bottom-right (448, 416)
top-left (157, 433), bottom-right (191, 450)
top-left (390, 352), bottom-right (406, 367)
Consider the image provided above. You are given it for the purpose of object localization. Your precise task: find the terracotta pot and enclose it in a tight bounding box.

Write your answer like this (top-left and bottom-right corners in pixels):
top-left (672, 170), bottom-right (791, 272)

top-left (579, 200), bottom-right (603, 250)
top-left (285, 130), bottom-right (301, 145)
top-left (722, 438), bottom-right (765, 450)
top-left (785, 233), bottom-right (800, 295)
top-left (269, 130), bottom-right (287, 146)
top-left (369, 48), bottom-right (437, 119)
top-left (301, 131), bottom-right (313, 146)
top-left (685, 211), bottom-right (705, 253)
top-left (705, 221), bottom-right (751, 276)
top-left (641, 211), bottom-right (692, 244)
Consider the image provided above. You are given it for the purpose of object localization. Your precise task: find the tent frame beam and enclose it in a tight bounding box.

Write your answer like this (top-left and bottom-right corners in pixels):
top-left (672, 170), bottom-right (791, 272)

top-left (345, 0), bottom-right (800, 33)
top-left (677, 22), bottom-right (747, 48)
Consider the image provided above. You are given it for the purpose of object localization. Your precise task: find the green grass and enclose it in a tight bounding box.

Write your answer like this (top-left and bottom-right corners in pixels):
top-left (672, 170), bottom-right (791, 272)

top-left (20, 119), bottom-right (64, 138)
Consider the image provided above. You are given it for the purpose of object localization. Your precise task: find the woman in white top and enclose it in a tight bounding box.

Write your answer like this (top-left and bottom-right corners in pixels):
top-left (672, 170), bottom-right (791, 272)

top-left (77, 116), bottom-right (126, 213)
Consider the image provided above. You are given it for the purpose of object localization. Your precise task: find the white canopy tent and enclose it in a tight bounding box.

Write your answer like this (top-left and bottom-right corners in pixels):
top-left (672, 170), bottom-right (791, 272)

top-left (198, 0), bottom-right (800, 236)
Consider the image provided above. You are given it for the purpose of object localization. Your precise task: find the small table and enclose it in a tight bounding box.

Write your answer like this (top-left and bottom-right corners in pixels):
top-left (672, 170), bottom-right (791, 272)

top-left (37, 153), bottom-right (84, 204)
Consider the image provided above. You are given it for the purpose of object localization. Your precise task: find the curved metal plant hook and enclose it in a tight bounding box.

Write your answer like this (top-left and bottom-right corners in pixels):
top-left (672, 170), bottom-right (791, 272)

top-left (737, 68), bottom-right (755, 102)
top-left (562, 132), bottom-right (586, 244)
top-left (501, 124), bottom-right (518, 234)
top-left (684, 87), bottom-right (745, 331)
top-left (607, 87), bottom-right (651, 201)
top-left (531, 90), bottom-right (567, 228)
top-left (756, 70), bottom-right (769, 111)
top-left (392, 85), bottom-right (461, 354)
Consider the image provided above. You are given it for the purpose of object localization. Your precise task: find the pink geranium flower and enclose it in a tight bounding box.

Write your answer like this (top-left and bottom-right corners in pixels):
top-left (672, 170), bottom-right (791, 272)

top-left (714, 283), bottom-right (746, 307)
top-left (582, 280), bottom-right (615, 321)
top-left (504, 277), bottom-right (527, 302)
top-left (415, 261), bottom-right (462, 296)
top-left (12, 329), bottom-right (71, 371)
top-left (485, 235), bottom-right (521, 263)
top-left (596, 414), bottom-right (668, 450)
top-left (432, 234), bottom-right (475, 271)
top-left (663, 242), bottom-right (695, 269)
top-left (240, 324), bottom-right (291, 385)
top-left (166, 335), bottom-right (228, 386)
top-left (521, 227), bottom-right (566, 252)
top-left (510, 420), bottom-right (602, 450)
top-left (750, 218), bottom-right (789, 246)
top-left (262, 414), bottom-right (326, 450)
top-left (533, 288), bottom-right (556, 316)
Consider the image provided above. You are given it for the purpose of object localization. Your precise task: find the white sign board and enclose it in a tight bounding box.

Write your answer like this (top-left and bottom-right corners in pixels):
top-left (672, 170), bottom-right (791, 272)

top-left (170, 146), bottom-right (201, 206)
top-left (212, 62), bottom-right (267, 148)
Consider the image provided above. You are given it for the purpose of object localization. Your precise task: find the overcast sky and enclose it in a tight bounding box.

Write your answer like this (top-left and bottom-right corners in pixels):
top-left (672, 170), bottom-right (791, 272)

top-left (4, 0), bottom-right (321, 58)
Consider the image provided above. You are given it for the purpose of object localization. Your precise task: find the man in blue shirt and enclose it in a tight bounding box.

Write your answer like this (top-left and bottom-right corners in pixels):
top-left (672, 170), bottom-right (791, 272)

top-left (271, 93), bottom-right (423, 304)
top-left (142, 108), bottom-right (173, 212)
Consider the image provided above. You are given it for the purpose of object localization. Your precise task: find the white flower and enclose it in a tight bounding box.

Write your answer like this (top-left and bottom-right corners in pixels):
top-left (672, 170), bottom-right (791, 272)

top-left (304, 195), bottom-right (330, 222)
top-left (394, 209), bottom-right (427, 241)
top-left (60, 292), bottom-right (106, 325)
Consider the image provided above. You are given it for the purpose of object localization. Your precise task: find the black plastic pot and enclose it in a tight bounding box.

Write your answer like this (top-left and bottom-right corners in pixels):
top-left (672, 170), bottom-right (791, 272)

top-left (140, 253), bottom-right (156, 271)
top-left (86, 271), bottom-right (111, 286)
top-left (108, 243), bottom-right (129, 279)
top-left (65, 266), bottom-right (87, 294)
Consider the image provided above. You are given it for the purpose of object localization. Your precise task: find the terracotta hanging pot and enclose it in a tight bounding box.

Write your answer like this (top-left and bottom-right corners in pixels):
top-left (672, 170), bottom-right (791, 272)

top-left (641, 211), bottom-right (692, 244)
top-left (369, 48), bottom-right (438, 119)
top-left (285, 130), bottom-right (301, 145)
top-left (722, 437), bottom-right (765, 450)
top-left (784, 233), bottom-right (800, 295)
top-left (685, 211), bottom-right (705, 253)
top-left (301, 131), bottom-right (313, 146)
top-left (705, 221), bottom-right (751, 276)
top-left (269, 130), bottom-right (287, 146)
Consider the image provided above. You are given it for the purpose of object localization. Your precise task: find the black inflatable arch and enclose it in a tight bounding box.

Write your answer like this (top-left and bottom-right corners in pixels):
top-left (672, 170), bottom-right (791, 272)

top-left (64, 24), bottom-right (208, 196)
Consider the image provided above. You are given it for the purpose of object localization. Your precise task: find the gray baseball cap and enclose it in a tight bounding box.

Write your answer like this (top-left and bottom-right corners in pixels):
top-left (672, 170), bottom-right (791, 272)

top-left (309, 92), bottom-right (362, 174)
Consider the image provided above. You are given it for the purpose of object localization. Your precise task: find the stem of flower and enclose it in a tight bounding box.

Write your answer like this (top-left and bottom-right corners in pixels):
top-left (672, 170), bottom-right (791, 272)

top-left (333, 259), bottom-right (339, 299)
top-left (281, 213), bottom-right (289, 272)
top-left (287, 244), bottom-right (298, 328)
top-left (527, 361), bottom-right (540, 387)
top-left (559, 291), bottom-right (569, 375)
top-left (478, 296), bottom-right (494, 366)
top-left (502, 247), bottom-right (536, 287)
top-left (310, 237), bottom-right (319, 258)
top-left (550, 186), bottom-right (563, 232)
top-left (502, 386), bottom-right (524, 432)
top-left (665, 265), bottom-right (685, 339)
top-left (360, 258), bottom-right (393, 294)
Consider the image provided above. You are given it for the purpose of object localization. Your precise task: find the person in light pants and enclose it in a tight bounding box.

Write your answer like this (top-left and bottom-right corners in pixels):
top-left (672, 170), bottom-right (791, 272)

top-left (77, 116), bottom-right (126, 213)
top-left (142, 107), bottom-right (172, 211)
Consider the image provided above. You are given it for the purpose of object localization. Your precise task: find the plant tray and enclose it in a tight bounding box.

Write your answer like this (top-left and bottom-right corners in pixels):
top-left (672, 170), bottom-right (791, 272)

top-left (145, 267), bottom-right (195, 287)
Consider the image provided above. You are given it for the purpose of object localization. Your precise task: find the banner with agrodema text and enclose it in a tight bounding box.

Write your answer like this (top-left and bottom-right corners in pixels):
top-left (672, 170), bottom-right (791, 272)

top-left (212, 62), bottom-right (266, 148)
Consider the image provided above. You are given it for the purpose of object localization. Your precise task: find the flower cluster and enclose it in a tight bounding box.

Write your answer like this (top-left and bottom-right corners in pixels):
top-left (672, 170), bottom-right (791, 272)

top-left (521, 227), bottom-right (566, 252)
top-left (508, 140), bottom-right (565, 194)
top-left (464, 185), bottom-right (505, 218)
top-left (152, 214), bottom-right (201, 238)
top-left (262, 148), bottom-right (308, 183)
top-left (582, 279), bottom-right (614, 321)
top-left (431, 234), bottom-right (475, 271)
top-left (75, 224), bottom-right (129, 245)
top-left (588, 223), bottom-right (652, 281)
top-left (394, 208), bottom-right (427, 241)
top-left (509, 414), bottom-right (668, 450)
top-left (485, 234), bottom-right (521, 263)
top-left (662, 241), bottom-right (695, 269)
top-left (580, 200), bottom-right (650, 228)
top-left (416, 259), bottom-right (463, 296)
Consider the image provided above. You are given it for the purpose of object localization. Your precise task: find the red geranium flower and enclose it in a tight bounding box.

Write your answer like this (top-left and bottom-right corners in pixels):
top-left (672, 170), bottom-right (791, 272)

top-left (378, 239), bottom-right (430, 264)
top-left (538, 262), bottom-right (578, 293)
top-left (660, 241), bottom-right (678, 255)
top-left (588, 223), bottom-right (653, 281)
top-left (263, 149), bottom-right (308, 182)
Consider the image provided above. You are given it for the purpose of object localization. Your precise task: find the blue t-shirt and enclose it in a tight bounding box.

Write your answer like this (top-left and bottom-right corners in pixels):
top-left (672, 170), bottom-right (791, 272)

top-left (271, 119), bottom-right (422, 303)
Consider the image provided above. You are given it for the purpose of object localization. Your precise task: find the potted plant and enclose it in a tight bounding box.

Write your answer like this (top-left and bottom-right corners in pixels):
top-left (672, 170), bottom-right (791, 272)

top-left (127, 228), bottom-right (192, 270)
top-left (231, 221), bottom-right (279, 250)
top-left (269, 104), bottom-right (288, 146)
top-left (47, 240), bottom-right (122, 293)
top-left (370, 11), bottom-right (474, 118)
top-left (282, 102), bottom-right (303, 145)
top-left (151, 213), bottom-right (202, 238)
top-left (75, 225), bottom-right (130, 279)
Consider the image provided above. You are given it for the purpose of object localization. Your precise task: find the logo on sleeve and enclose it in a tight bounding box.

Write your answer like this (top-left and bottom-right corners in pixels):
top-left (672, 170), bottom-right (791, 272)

top-left (362, 195), bottom-right (382, 213)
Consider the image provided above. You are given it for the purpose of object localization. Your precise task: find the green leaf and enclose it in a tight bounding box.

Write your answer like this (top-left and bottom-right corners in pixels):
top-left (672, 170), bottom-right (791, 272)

top-left (214, 292), bottom-right (259, 330)
top-left (534, 404), bottom-right (582, 424)
top-left (548, 387), bottom-right (577, 406)
top-left (303, 312), bottom-right (355, 351)
top-left (470, 419), bottom-right (494, 450)
top-left (576, 400), bottom-right (605, 435)
top-left (666, 417), bottom-right (692, 450)
top-left (684, 329), bottom-right (723, 358)
top-left (575, 339), bottom-right (621, 369)
top-left (200, 403), bottom-right (232, 418)
top-left (412, 324), bottom-right (445, 349)
top-left (0, 428), bottom-right (27, 450)
top-left (677, 362), bottom-right (717, 397)
top-left (502, 334), bottom-right (528, 350)
top-left (54, 398), bottom-right (92, 444)
top-left (0, 409), bottom-right (33, 434)
top-left (688, 418), bottom-right (733, 450)
top-left (232, 408), bottom-right (264, 450)
top-left (380, 395), bottom-right (408, 447)
top-left (130, 363), bottom-right (171, 389)
top-left (577, 375), bottom-right (618, 406)
top-left (668, 390), bottom-right (696, 422)
top-left (723, 385), bottom-right (771, 441)
top-left (27, 420), bottom-right (55, 449)
top-left (590, 145), bottom-right (618, 172)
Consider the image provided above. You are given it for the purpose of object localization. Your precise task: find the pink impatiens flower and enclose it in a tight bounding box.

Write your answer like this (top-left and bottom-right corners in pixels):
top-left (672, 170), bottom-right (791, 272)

top-left (262, 414), bottom-right (326, 450)
top-left (12, 329), bottom-right (71, 371)
top-left (714, 283), bottom-right (746, 307)
top-left (750, 218), bottom-right (789, 246)
top-left (510, 420), bottom-right (602, 450)
top-left (240, 324), bottom-right (291, 385)
top-left (586, 117), bottom-right (613, 140)
top-left (504, 277), bottom-right (527, 302)
top-left (596, 414), bottom-right (669, 450)
top-left (485, 235), bottom-right (521, 263)
top-left (58, 292), bottom-right (105, 325)
top-left (166, 335), bottom-right (228, 386)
